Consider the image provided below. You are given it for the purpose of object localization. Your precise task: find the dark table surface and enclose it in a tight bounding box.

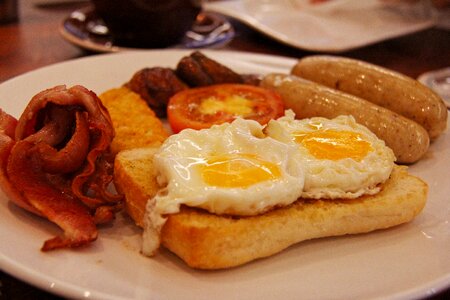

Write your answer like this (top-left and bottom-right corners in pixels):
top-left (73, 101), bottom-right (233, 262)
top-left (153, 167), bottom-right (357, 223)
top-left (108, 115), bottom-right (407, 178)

top-left (0, 0), bottom-right (449, 299)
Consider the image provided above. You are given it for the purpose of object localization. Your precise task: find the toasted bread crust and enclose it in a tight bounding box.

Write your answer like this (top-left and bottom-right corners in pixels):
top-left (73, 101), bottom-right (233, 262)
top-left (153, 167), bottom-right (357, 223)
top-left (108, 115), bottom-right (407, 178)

top-left (114, 147), bottom-right (427, 269)
top-left (114, 147), bottom-right (161, 227)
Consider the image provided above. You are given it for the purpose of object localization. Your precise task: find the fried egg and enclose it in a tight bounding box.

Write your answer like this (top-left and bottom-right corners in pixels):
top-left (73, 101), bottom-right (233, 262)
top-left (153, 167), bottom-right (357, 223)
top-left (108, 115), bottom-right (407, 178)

top-left (265, 110), bottom-right (396, 199)
top-left (142, 118), bottom-right (305, 255)
top-left (152, 117), bottom-right (304, 216)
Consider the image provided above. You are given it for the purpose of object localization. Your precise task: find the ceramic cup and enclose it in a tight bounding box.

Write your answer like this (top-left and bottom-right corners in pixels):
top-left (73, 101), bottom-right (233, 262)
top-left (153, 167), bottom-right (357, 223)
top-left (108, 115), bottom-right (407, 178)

top-left (91, 0), bottom-right (202, 48)
top-left (0, 0), bottom-right (18, 24)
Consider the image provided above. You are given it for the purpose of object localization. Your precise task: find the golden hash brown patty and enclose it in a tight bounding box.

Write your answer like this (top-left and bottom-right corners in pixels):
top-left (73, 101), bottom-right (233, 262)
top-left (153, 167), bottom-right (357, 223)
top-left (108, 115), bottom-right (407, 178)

top-left (99, 87), bottom-right (169, 155)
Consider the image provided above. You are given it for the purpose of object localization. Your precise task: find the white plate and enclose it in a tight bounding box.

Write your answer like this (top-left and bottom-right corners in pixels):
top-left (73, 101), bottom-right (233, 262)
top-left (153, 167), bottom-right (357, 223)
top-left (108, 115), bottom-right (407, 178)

top-left (204, 0), bottom-right (436, 52)
top-left (0, 50), bottom-right (449, 300)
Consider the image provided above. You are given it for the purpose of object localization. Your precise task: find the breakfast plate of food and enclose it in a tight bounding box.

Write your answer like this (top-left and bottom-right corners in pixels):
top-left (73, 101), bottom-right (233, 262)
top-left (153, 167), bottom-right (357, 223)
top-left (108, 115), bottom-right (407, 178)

top-left (0, 49), bottom-right (449, 299)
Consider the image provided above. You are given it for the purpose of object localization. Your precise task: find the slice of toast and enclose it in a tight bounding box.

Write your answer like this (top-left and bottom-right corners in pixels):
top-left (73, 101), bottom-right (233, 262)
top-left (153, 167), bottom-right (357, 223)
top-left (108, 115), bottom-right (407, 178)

top-left (114, 147), bottom-right (428, 270)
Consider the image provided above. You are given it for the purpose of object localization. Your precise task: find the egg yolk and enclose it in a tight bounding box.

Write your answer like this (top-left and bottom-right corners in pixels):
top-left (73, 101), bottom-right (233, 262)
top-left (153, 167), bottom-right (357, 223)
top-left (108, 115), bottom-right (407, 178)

top-left (293, 129), bottom-right (372, 161)
top-left (199, 153), bottom-right (281, 188)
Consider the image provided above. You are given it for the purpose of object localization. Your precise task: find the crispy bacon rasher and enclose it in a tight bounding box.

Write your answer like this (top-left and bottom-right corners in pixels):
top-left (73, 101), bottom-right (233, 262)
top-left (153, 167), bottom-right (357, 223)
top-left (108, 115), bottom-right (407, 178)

top-left (0, 85), bottom-right (123, 251)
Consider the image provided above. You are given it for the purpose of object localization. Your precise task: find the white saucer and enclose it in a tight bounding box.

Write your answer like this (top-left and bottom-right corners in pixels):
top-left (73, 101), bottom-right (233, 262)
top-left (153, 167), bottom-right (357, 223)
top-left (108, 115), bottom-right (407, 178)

top-left (59, 8), bottom-right (235, 53)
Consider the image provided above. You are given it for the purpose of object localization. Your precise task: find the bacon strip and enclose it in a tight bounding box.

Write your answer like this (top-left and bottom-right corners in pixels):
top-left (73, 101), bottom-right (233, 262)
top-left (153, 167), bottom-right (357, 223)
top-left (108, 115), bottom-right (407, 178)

top-left (0, 85), bottom-right (122, 250)
top-left (35, 110), bottom-right (90, 174)
top-left (7, 141), bottom-right (98, 250)
top-left (0, 110), bottom-right (41, 215)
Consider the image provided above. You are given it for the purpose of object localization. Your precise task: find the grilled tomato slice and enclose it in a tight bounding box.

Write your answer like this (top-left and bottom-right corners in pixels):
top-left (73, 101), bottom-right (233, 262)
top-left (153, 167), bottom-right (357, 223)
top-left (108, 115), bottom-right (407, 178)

top-left (167, 84), bottom-right (284, 133)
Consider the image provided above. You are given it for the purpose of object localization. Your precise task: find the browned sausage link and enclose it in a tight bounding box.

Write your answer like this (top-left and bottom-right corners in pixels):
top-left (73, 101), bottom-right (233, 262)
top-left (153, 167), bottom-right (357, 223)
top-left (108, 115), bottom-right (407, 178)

top-left (291, 55), bottom-right (447, 141)
top-left (125, 67), bottom-right (188, 117)
top-left (175, 55), bottom-right (213, 86)
top-left (176, 51), bottom-right (244, 86)
top-left (189, 51), bottom-right (244, 84)
top-left (260, 74), bottom-right (430, 164)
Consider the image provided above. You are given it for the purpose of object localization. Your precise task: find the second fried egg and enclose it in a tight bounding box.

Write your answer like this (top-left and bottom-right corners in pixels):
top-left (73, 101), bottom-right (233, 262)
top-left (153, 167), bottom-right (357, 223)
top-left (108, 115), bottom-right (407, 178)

top-left (266, 111), bottom-right (396, 199)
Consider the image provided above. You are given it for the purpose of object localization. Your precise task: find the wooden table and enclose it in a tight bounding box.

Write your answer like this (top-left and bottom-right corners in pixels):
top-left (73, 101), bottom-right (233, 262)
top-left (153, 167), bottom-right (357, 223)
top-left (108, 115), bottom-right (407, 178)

top-left (0, 1), bottom-right (449, 299)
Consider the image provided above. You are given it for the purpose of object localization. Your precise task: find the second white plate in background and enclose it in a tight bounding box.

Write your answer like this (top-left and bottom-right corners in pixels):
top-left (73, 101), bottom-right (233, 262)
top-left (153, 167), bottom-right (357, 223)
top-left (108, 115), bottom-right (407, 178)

top-left (204, 0), bottom-right (436, 52)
